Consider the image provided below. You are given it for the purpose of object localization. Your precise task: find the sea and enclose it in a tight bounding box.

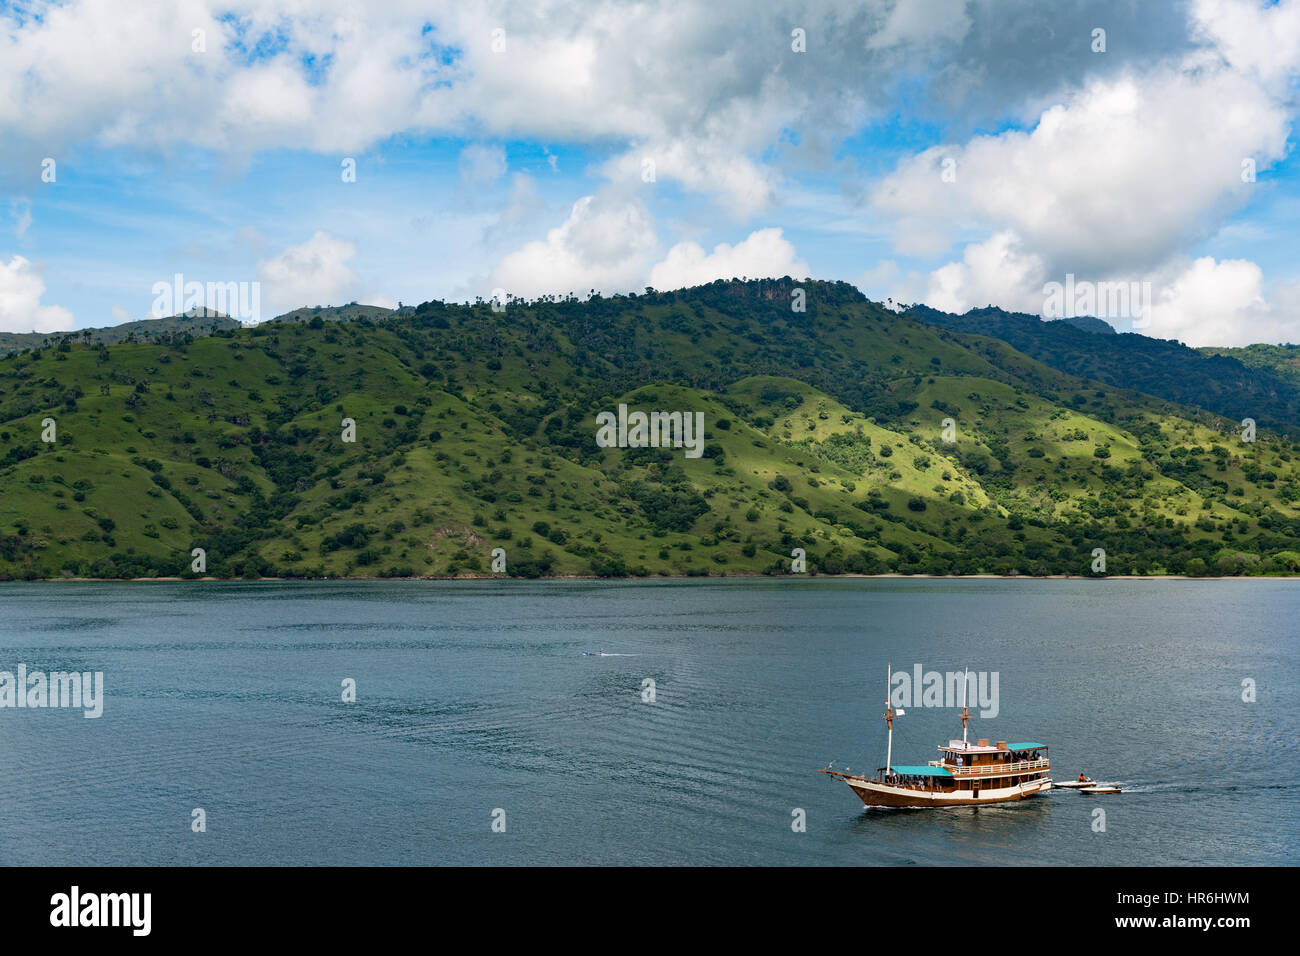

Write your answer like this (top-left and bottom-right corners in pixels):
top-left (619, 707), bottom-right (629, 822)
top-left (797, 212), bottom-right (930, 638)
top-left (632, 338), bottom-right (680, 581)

top-left (0, 578), bottom-right (1294, 865)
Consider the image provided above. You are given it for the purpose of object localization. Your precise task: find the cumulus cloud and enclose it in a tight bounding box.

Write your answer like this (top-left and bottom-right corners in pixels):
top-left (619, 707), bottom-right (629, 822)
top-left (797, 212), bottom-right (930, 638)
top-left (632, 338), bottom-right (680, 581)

top-left (4, 1), bottom-right (1182, 207)
top-left (0, 256), bottom-right (75, 333)
top-left (922, 232), bottom-right (1048, 315)
top-left (0, 1), bottom-right (462, 163)
top-left (257, 232), bottom-right (360, 316)
top-left (1144, 257), bottom-right (1300, 347)
top-left (873, 64), bottom-right (1291, 275)
top-left (649, 228), bottom-right (810, 291)
top-left (1191, 0), bottom-right (1300, 89)
top-left (489, 193), bottom-right (657, 298)
top-left (600, 138), bottom-right (778, 220)
top-left (875, 0), bottom-right (1300, 344)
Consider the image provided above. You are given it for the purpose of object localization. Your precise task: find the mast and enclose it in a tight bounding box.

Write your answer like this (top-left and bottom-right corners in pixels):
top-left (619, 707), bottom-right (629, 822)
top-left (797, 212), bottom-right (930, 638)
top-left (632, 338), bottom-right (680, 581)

top-left (960, 664), bottom-right (970, 748)
top-left (884, 663), bottom-right (894, 775)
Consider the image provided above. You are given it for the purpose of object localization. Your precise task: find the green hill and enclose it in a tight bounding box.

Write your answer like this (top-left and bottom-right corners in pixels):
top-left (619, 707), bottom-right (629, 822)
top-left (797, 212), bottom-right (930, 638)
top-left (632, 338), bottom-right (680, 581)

top-left (908, 304), bottom-right (1300, 436)
top-left (2, 278), bottom-right (1298, 580)
top-left (0, 309), bottom-right (241, 355)
top-left (1199, 343), bottom-right (1300, 390)
top-left (271, 303), bottom-right (405, 325)
top-left (1057, 315), bottom-right (1116, 335)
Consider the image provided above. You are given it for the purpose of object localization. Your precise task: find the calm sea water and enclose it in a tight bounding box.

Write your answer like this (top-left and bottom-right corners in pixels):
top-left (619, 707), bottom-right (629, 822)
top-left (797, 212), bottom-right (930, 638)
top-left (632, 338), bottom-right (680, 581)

top-left (0, 578), bottom-right (1295, 866)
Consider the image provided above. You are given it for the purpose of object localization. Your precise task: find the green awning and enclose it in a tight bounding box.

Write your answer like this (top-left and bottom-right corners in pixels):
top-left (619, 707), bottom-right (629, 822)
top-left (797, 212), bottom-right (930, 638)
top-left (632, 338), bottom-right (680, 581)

top-left (1007, 743), bottom-right (1046, 750)
top-left (880, 765), bottom-right (952, 777)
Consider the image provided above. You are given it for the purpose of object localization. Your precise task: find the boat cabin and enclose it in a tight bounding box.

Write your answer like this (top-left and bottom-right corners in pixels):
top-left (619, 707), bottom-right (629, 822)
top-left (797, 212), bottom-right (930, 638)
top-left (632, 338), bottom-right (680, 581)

top-left (934, 739), bottom-right (1049, 793)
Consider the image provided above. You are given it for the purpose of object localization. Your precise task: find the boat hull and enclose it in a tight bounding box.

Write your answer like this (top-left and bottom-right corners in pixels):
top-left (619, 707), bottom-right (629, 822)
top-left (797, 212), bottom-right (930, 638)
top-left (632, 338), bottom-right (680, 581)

top-left (844, 777), bottom-right (1053, 808)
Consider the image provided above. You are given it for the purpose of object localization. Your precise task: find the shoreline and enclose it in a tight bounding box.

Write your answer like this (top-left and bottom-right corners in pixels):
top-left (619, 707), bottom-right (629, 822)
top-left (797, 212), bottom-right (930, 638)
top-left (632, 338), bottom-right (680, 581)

top-left (7, 572), bottom-right (1300, 583)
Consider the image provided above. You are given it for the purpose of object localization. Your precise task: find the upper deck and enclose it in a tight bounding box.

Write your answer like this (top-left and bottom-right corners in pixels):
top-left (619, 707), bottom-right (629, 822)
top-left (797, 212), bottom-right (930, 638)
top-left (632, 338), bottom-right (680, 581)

top-left (932, 739), bottom-right (1049, 776)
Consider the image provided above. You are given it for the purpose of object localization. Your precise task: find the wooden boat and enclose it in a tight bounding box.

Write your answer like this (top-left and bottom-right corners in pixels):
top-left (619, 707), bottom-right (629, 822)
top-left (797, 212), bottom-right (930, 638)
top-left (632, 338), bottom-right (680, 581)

top-left (819, 664), bottom-right (1052, 808)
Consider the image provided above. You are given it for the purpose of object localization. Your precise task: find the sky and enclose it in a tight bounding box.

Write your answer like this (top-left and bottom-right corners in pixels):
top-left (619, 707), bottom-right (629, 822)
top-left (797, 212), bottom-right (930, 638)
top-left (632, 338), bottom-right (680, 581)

top-left (1, 0), bottom-right (1298, 346)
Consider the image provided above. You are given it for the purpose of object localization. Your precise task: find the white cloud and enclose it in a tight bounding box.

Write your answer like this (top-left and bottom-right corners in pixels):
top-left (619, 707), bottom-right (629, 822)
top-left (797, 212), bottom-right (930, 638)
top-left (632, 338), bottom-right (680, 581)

top-left (649, 228), bottom-right (809, 291)
top-left (923, 231), bottom-right (1047, 315)
top-left (489, 193), bottom-right (657, 299)
top-left (1144, 256), bottom-right (1300, 346)
top-left (873, 0), bottom-right (1300, 344)
top-left (111, 305), bottom-right (130, 323)
top-left (257, 231), bottom-right (360, 316)
top-left (873, 64), bottom-right (1291, 276)
top-left (1, 0), bottom-right (1289, 223)
top-left (1191, 0), bottom-right (1300, 89)
top-left (0, 1), bottom-right (894, 215)
top-left (600, 138), bottom-right (778, 219)
top-left (216, 61), bottom-right (315, 144)
top-left (0, 256), bottom-right (75, 333)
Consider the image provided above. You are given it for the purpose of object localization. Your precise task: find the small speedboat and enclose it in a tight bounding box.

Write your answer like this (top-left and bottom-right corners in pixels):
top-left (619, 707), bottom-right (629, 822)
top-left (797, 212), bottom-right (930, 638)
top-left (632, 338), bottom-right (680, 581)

top-left (1054, 776), bottom-right (1098, 789)
top-left (1079, 784), bottom-right (1121, 794)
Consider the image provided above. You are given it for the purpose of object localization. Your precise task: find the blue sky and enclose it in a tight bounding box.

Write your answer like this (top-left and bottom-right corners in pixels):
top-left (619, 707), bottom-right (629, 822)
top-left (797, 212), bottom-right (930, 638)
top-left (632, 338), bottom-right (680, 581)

top-left (2, 0), bottom-right (1299, 346)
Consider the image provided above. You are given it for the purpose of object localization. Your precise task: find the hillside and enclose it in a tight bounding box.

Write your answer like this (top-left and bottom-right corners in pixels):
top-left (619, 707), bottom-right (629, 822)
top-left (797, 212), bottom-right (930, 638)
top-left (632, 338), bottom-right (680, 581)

top-left (271, 303), bottom-right (406, 324)
top-left (1057, 315), bottom-right (1116, 335)
top-left (2, 278), bottom-right (1299, 580)
top-left (908, 304), bottom-right (1300, 436)
top-left (1200, 343), bottom-right (1300, 390)
top-left (0, 309), bottom-right (241, 354)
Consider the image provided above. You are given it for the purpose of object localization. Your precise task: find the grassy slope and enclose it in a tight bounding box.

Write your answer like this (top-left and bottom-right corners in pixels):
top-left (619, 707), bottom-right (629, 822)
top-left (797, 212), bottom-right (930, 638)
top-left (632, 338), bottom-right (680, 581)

top-left (2, 279), bottom-right (1298, 579)
top-left (1200, 343), bottom-right (1300, 390)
